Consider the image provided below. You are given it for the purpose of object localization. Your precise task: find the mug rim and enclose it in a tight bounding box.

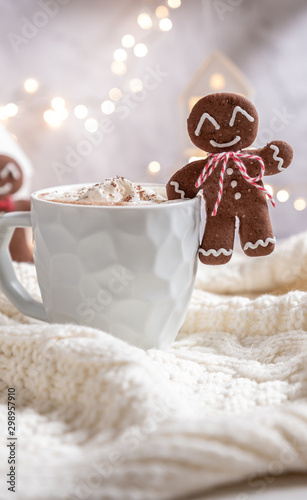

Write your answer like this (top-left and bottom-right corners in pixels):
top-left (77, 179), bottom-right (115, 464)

top-left (31, 182), bottom-right (199, 209)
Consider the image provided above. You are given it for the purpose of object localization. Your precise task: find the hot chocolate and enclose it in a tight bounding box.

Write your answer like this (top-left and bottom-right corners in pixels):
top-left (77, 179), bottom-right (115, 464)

top-left (39, 176), bottom-right (168, 206)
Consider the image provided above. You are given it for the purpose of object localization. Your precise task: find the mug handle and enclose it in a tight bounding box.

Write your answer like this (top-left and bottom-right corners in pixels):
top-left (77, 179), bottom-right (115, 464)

top-left (0, 211), bottom-right (48, 322)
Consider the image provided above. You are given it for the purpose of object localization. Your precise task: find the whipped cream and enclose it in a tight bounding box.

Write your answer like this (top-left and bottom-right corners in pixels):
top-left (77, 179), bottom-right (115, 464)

top-left (41, 177), bottom-right (167, 205)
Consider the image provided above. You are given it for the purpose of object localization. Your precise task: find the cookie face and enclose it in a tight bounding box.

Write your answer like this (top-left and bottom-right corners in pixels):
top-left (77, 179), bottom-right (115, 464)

top-left (187, 93), bottom-right (259, 153)
top-left (0, 155), bottom-right (23, 198)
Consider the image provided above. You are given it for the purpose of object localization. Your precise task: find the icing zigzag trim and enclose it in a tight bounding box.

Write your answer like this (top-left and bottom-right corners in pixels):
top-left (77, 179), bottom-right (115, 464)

top-left (270, 144), bottom-right (285, 171)
top-left (199, 248), bottom-right (233, 257)
top-left (170, 181), bottom-right (186, 199)
top-left (244, 237), bottom-right (276, 251)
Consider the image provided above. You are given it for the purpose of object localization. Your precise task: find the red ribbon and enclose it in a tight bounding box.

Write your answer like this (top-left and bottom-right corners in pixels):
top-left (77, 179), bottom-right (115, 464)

top-left (195, 151), bottom-right (275, 216)
top-left (0, 196), bottom-right (15, 212)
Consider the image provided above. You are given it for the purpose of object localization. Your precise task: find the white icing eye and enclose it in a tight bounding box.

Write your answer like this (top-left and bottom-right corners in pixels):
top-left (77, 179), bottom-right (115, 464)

top-left (195, 112), bottom-right (220, 136)
top-left (0, 162), bottom-right (21, 181)
top-left (229, 106), bottom-right (255, 127)
top-left (0, 182), bottom-right (13, 195)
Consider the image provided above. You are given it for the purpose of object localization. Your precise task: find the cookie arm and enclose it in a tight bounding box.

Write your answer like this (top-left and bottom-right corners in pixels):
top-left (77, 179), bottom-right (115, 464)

top-left (254, 141), bottom-right (293, 176)
top-left (166, 160), bottom-right (207, 200)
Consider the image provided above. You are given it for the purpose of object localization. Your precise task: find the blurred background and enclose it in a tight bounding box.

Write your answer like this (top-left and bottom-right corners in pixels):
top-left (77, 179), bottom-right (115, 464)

top-left (0, 0), bottom-right (306, 238)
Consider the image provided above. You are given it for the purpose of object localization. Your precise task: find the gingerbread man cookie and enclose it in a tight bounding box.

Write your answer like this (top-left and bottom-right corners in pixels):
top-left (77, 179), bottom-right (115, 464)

top-left (167, 93), bottom-right (293, 265)
top-left (0, 155), bottom-right (32, 262)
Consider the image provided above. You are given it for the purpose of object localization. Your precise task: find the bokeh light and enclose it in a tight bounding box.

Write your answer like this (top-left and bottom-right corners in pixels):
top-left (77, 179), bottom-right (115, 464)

top-left (168, 0), bottom-right (181, 8)
top-left (109, 88), bottom-right (122, 101)
top-left (74, 105), bottom-right (88, 119)
top-left (5, 103), bottom-right (19, 117)
top-left (130, 78), bottom-right (143, 92)
top-left (43, 110), bottom-right (62, 127)
top-left (148, 161), bottom-right (161, 174)
top-left (84, 118), bottom-right (99, 133)
top-left (51, 97), bottom-right (66, 110)
top-left (121, 34), bottom-right (135, 48)
top-left (111, 61), bottom-right (127, 75)
top-left (134, 43), bottom-right (148, 57)
top-left (113, 48), bottom-right (127, 62)
top-left (159, 18), bottom-right (173, 31)
top-left (294, 198), bottom-right (306, 211)
top-left (24, 78), bottom-right (39, 93)
top-left (156, 6), bottom-right (169, 18)
top-left (276, 189), bottom-right (289, 202)
top-left (137, 13), bottom-right (153, 29)
top-left (101, 100), bottom-right (115, 115)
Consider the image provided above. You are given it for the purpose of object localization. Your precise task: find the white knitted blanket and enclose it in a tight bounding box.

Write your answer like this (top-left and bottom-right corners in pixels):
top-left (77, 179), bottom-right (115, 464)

top-left (1, 232), bottom-right (307, 500)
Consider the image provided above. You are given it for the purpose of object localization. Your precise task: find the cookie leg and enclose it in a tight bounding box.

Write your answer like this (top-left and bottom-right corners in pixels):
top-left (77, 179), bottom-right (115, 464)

top-left (199, 213), bottom-right (236, 265)
top-left (9, 228), bottom-right (33, 262)
top-left (238, 211), bottom-right (275, 257)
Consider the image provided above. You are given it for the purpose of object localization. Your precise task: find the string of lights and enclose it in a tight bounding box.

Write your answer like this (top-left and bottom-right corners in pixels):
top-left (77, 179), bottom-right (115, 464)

top-left (0, 0), bottom-right (181, 176)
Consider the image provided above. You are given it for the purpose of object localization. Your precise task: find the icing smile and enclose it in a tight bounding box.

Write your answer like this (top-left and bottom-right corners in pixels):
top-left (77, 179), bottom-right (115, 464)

top-left (210, 136), bottom-right (241, 148)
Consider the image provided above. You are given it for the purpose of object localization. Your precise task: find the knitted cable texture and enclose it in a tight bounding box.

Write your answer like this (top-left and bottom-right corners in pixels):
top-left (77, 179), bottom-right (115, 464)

top-left (1, 233), bottom-right (307, 500)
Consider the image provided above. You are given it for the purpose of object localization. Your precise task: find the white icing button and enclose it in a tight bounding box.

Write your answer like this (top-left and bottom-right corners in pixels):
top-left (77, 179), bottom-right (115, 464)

top-left (226, 168), bottom-right (233, 175)
top-left (235, 192), bottom-right (241, 200)
top-left (231, 180), bottom-right (237, 188)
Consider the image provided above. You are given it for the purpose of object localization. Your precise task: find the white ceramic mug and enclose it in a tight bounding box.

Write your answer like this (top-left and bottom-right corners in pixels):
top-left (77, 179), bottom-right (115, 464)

top-left (0, 184), bottom-right (201, 349)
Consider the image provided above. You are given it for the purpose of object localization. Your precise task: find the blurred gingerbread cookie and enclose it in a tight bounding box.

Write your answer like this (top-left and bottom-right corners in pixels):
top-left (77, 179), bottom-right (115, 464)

top-left (0, 155), bottom-right (32, 262)
top-left (167, 92), bottom-right (293, 265)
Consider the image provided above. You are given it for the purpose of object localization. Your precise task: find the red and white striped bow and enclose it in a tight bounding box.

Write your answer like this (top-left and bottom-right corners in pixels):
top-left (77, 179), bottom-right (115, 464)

top-left (195, 151), bottom-right (275, 217)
